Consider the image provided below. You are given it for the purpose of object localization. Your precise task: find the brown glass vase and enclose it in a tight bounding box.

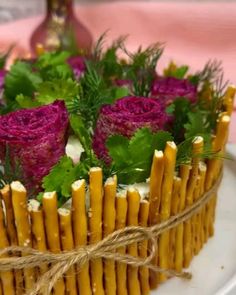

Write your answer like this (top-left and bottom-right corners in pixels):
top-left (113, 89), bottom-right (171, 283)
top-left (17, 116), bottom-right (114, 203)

top-left (30, 0), bottom-right (93, 55)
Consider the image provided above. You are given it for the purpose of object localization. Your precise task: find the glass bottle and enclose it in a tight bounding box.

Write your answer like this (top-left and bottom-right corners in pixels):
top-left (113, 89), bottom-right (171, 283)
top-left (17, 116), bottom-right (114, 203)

top-left (30, 0), bottom-right (93, 54)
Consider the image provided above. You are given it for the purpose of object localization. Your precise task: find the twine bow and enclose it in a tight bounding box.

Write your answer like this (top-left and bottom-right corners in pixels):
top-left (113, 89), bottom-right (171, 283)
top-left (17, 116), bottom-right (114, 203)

top-left (0, 171), bottom-right (222, 295)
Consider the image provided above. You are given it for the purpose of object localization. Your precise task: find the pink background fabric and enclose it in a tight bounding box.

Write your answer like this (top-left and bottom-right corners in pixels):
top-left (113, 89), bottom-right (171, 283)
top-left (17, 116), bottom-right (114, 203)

top-left (0, 2), bottom-right (235, 142)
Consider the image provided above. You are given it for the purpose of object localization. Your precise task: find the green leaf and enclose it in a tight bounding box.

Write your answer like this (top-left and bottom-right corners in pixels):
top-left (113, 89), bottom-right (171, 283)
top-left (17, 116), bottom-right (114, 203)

top-left (106, 128), bottom-right (173, 184)
top-left (42, 156), bottom-right (74, 193)
top-left (36, 79), bottom-right (79, 104)
top-left (112, 87), bottom-right (130, 99)
top-left (35, 51), bottom-right (71, 69)
top-left (69, 114), bottom-right (92, 154)
top-left (184, 111), bottom-right (210, 140)
top-left (61, 164), bottom-right (82, 197)
top-left (4, 61), bottom-right (42, 101)
top-left (16, 94), bottom-right (41, 109)
top-left (106, 135), bottom-right (131, 169)
top-left (152, 130), bottom-right (174, 151)
top-left (168, 98), bottom-right (192, 143)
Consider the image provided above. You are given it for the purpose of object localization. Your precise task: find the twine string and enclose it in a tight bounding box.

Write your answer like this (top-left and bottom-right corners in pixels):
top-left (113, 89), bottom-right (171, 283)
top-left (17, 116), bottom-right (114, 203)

top-left (0, 171), bottom-right (222, 295)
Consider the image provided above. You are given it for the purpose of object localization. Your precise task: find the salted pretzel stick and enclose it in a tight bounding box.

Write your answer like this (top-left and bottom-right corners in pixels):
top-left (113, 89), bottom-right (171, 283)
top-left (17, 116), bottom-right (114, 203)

top-left (127, 188), bottom-right (141, 295)
top-left (175, 165), bottom-right (191, 272)
top-left (169, 177), bottom-right (181, 269)
top-left (184, 137), bottom-right (203, 268)
top-left (148, 150), bottom-right (164, 289)
top-left (139, 200), bottom-right (150, 295)
top-left (28, 200), bottom-right (47, 275)
top-left (159, 141), bottom-right (177, 282)
top-left (42, 192), bottom-right (65, 295)
top-left (103, 176), bottom-right (117, 295)
top-left (58, 208), bottom-right (77, 295)
top-left (115, 193), bottom-right (128, 295)
top-left (0, 200), bottom-right (15, 295)
top-left (11, 181), bottom-right (35, 291)
top-left (72, 179), bottom-right (91, 295)
top-left (0, 185), bottom-right (24, 294)
top-left (89, 167), bottom-right (104, 295)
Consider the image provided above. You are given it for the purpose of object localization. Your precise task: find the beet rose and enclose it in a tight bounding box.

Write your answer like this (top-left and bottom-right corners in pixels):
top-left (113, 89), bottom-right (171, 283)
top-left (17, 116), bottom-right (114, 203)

top-left (67, 56), bottom-right (86, 80)
top-left (93, 96), bottom-right (168, 163)
top-left (0, 100), bottom-right (69, 193)
top-left (151, 77), bottom-right (197, 105)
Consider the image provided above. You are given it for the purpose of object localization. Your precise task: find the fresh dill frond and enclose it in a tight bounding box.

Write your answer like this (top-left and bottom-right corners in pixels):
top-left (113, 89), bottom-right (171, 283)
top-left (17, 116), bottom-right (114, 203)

top-left (92, 31), bottom-right (109, 61)
top-left (121, 43), bottom-right (164, 96)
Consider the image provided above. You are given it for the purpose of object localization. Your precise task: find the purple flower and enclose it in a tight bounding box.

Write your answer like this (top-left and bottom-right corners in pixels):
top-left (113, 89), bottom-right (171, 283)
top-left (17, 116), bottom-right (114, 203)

top-left (67, 56), bottom-right (86, 80)
top-left (114, 78), bottom-right (133, 89)
top-left (0, 100), bottom-right (69, 193)
top-left (151, 77), bottom-right (197, 105)
top-left (93, 96), bottom-right (168, 163)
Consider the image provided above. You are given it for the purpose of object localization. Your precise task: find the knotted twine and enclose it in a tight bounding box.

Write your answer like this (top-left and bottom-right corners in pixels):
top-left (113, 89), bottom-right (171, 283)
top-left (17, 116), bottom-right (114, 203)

top-left (0, 171), bottom-right (223, 295)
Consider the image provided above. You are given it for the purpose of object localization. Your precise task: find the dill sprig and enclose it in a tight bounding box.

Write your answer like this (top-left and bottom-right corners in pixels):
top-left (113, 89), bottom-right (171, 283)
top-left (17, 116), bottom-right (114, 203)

top-left (176, 136), bottom-right (230, 167)
top-left (197, 60), bottom-right (224, 84)
top-left (121, 43), bottom-right (164, 96)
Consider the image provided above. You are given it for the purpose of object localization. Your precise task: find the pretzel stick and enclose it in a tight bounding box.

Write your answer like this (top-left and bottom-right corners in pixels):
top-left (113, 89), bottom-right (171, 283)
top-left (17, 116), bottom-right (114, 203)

top-left (184, 137), bottom-right (203, 268)
top-left (169, 177), bottom-right (181, 269)
top-left (28, 200), bottom-right (47, 275)
top-left (0, 185), bottom-right (17, 245)
top-left (195, 163), bottom-right (207, 253)
top-left (159, 141), bottom-right (177, 282)
top-left (71, 179), bottom-right (91, 295)
top-left (148, 150), bottom-right (164, 289)
top-left (175, 165), bottom-right (191, 272)
top-left (58, 208), bottom-right (77, 295)
top-left (192, 176), bottom-right (201, 255)
top-left (223, 85), bottom-right (236, 115)
top-left (127, 188), bottom-right (141, 295)
top-left (11, 181), bottom-right (35, 292)
top-left (0, 200), bottom-right (15, 295)
top-left (103, 176), bottom-right (117, 295)
top-left (115, 193), bottom-right (128, 295)
top-left (42, 192), bottom-right (65, 295)
top-left (138, 200), bottom-right (150, 295)
top-left (0, 185), bottom-right (24, 294)
top-left (89, 167), bottom-right (104, 295)
top-left (205, 115), bottom-right (230, 241)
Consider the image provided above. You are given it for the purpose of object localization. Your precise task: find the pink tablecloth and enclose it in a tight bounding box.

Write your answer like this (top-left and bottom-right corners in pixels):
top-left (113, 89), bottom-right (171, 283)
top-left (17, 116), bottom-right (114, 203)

top-left (0, 2), bottom-right (236, 142)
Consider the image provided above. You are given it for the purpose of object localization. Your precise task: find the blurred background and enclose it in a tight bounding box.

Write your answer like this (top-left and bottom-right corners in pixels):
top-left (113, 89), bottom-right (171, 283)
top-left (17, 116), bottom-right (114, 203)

top-left (0, 0), bottom-right (234, 23)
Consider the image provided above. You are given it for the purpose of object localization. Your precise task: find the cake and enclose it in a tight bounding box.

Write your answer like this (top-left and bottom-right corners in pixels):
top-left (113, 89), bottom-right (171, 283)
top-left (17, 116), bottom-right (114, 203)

top-left (0, 37), bottom-right (235, 295)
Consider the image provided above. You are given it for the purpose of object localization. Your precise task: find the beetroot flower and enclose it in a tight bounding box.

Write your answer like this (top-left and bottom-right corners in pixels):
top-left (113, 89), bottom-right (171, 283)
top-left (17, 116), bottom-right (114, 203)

top-left (67, 56), bottom-right (86, 79)
top-left (0, 100), bottom-right (69, 193)
top-left (151, 77), bottom-right (197, 105)
top-left (93, 96), bottom-right (168, 163)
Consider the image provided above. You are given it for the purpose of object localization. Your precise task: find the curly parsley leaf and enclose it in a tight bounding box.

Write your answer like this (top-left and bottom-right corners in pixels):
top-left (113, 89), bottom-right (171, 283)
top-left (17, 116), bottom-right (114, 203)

top-left (36, 78), bottom-right (79, 104)
top-left (106, 128), bottom-right (173, 184)
top-left (4, 61), bottom-right (42, 101)
top-left (16, 94), bottom-right (41, 109)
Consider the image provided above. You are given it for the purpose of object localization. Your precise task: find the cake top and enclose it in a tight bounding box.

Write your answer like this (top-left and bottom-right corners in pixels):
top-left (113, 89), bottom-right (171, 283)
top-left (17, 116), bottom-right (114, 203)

top-left (0, 36), bottom-right (232, 206)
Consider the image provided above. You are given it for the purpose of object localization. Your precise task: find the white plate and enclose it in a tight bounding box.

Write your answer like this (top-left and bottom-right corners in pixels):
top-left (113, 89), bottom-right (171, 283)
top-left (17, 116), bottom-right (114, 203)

top-left (151, 144), bottom-right (236, 295)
